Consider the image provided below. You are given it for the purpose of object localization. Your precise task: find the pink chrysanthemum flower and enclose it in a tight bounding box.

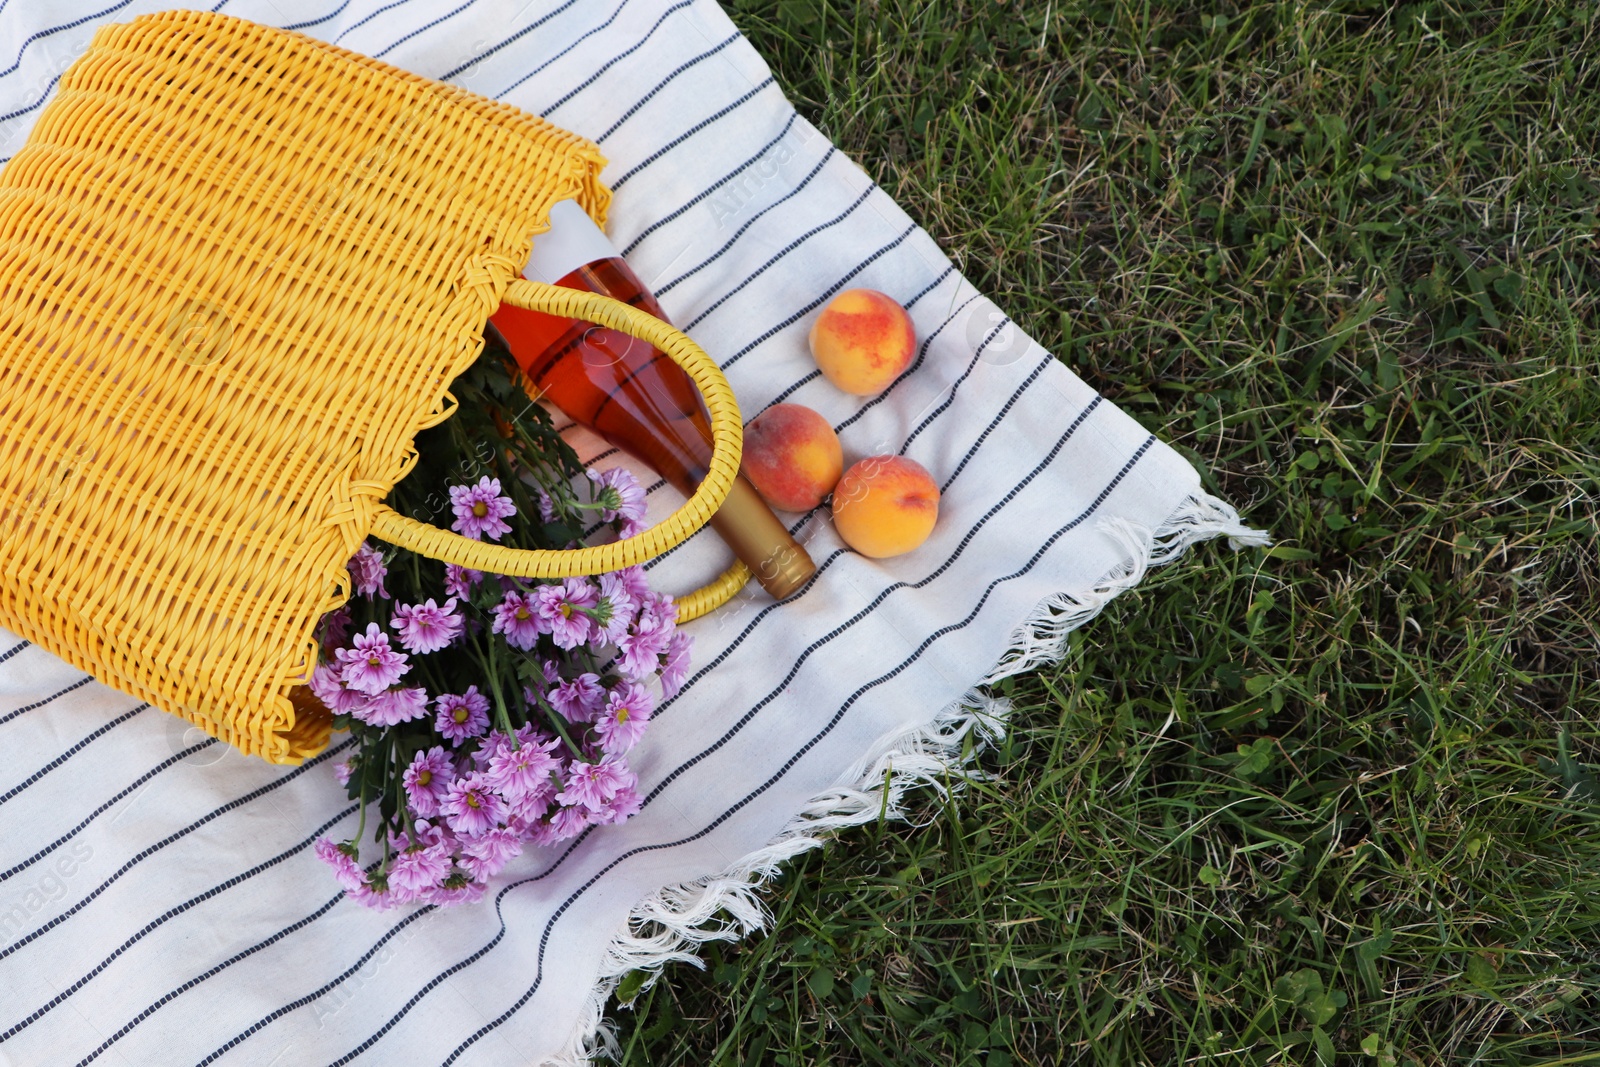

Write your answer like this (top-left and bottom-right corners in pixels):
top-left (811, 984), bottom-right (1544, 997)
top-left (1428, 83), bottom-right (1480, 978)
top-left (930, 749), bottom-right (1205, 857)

top-left (599, 570), bottom-right (639, 612)
top-left (491, 590), bottom-right (543, 651)
top-left (311, 661), bottom-right (381, 716)
top-left (309, 663), bottom-right (346, 709)
top-left (555, 756), bottom-right (635, 812)
top-left (444, 563), bottom-right (483, 600)
top-left (535, 487), bottom-right (557, 523)
top-left (548, 804), bottom-right (592, 841)
top-left (336, 623), bottom-right (410, 695)
top-left (315, 838), bottom-right (365, 895)
top-left (594, 784), bottom-right (643, 825)
top-left (425, 878), bottom-right (486, 907)
top-left (611, 565), bottom-right (652, 603)
top-left (351, 877), bottom-right (401, 911)
top-left (317, 606), bottom-right (352, 648)
top-left (348, 542), bottom-right (390, 599)
top-left (354, 686), bottom-right (429, 727)
top-left (588, 467), bottom-right (647, 527)
top-left (589, 590), bottom-right (637, 650)
top-left (333, 758), bottom-right (356, 788)
top-left (411, 817), bottom-right (457, 853)
top-left (331, 687), bottom-right (378, 717)
top-left (449, 476), bottom-right (516, 541)
top-left (513, 814), bottom-right (557, 848)
top-left (393, 597), bottom-right (462, 654)
top-left (435, 687), bottom-right (491, 745)
top-left (388, 843), bottom-right (453, 896)
top-left (616, 603), bottom-right (674, 681)
top-left (440, 772), bottom-right (506, 838)
top-left (534, 578), bottom-right (598, 651)
top-left (549, 672), bottom-right (605, 723)
top-left (649, 592), bottom-right (679, 627)
top-left (458, 826), bottom-right (521, 882)
top-left (486, 733), bottom-right (561, 800)
top-left (468, 734), bottom-right (498, 773)
top-left (402, 747), bottom-right (455, 818)
top-left (659, 630), bottom-right (693, 700)
top-left (594, 683), bottom-right (655, 755)
top-left (505, 781), bottom-right (556, 827)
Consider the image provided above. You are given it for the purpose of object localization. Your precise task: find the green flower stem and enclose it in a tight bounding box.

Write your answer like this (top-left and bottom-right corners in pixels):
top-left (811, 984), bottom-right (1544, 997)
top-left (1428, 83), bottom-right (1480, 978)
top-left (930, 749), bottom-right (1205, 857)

top-left (480, 627), bottom-right (516, 739)
top-left (377, 732), bottom-right (397, 874)
top-left (527, 683), bottom-right (584, 758)
top-left (352, 750), bottom-right (370, 849)
top-left (396, 739), bottom-right (417, 843)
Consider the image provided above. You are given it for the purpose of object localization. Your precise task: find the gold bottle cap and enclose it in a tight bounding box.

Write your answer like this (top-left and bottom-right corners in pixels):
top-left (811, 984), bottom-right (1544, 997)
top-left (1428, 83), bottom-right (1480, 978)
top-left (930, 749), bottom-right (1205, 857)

top-left (707, 475), bottom-right (817, 602)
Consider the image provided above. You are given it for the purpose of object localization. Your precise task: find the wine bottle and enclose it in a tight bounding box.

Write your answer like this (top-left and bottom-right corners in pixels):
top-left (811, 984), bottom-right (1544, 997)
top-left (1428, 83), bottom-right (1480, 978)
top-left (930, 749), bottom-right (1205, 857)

top-left (489, 200), bottom-right (815, 601)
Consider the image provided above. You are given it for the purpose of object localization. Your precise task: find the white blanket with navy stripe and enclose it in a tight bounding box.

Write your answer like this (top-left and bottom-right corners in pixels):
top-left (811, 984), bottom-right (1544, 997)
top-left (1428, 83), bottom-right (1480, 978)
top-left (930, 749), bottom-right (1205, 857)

top-left (0, 2), bottom-right (1265, 1064)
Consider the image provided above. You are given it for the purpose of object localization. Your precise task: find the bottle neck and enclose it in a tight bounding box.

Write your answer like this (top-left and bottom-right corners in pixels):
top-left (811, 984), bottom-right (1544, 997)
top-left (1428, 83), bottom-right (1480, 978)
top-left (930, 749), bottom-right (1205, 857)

top-left (522, 199), bottom-right (617, 284)
top-left (499, 200), bottom-right (819, 603)
top-left (708, 477), bottom-right (815, 600)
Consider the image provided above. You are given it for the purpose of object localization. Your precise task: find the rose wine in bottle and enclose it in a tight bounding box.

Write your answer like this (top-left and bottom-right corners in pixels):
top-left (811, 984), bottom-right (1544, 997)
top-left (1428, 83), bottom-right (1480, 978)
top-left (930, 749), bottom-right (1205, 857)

top-left (489, 200), bottom-right (815, 601)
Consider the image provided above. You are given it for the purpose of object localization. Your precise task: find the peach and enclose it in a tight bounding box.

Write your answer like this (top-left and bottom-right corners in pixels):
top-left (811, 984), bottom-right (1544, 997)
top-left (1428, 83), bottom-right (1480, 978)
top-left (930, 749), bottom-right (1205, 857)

top-left (808, 288), bottom-right (916, 396)
top-left (742, 403), bottom-right (844, 512)
top-left (830, 455), bottom-right (939, 559)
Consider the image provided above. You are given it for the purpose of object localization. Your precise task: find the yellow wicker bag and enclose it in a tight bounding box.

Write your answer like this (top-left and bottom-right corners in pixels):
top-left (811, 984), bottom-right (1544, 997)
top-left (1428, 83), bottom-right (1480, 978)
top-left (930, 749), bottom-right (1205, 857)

top-left (0, 11), bottom-right (746, 765)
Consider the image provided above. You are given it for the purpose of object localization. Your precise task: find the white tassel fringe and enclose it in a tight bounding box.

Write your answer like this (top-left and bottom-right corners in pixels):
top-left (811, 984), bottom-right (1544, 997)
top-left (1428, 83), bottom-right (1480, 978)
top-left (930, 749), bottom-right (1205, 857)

top-left (547, 492), bottom-right (1267, 1065)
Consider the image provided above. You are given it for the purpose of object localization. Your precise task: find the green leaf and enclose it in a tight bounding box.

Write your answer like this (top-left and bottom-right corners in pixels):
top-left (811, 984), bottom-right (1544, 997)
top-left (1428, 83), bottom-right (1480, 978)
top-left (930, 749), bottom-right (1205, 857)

top-left (1301, 990), bottom-right (1343, 1026)
top-left (615, 969), bottom-right (647, 1005)
top-left (1465, 954), bottom-right (1496, 989)
top-left (1234, 737), bottom-right (1277, 778)
top-left (1493, 272), bottom-right (1524, 300)
top-left (1358, 922), bottom-right (1395, 961)
top-left (1313, 1025), bottom-right (1337, 1064)
top-left (1537, 729), bottom-right (1600, 802)
top-left (641, 997), bottom-right (679, 1042)
top-left (1275, 967), bottom-right (1322, 1004)
top-left (808, 969), bottom-right (834, 999)
top-left (1076, 85), bottom-right (1105, 126)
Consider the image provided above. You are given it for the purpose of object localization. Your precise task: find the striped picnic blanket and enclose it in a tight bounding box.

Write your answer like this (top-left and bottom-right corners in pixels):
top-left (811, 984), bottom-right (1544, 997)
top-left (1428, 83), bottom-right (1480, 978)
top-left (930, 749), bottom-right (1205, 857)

top-left (0, 2), bottom-right (1266, 1063)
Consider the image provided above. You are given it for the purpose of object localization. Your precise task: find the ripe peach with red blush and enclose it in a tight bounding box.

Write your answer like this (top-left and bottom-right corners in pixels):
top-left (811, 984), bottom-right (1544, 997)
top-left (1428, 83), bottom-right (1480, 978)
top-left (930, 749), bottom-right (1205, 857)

top-left (742, 403), bottom-right (843, 512)
top-left (830, 455), bottom-right (939, 559)
top-left (808, 288), bottom-right (916, 396)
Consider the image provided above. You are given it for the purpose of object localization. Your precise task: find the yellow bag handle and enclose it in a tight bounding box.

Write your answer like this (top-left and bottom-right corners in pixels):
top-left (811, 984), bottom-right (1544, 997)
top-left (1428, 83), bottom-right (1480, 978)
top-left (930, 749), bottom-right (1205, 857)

top-left (366, 278), bottom-right (750, 622)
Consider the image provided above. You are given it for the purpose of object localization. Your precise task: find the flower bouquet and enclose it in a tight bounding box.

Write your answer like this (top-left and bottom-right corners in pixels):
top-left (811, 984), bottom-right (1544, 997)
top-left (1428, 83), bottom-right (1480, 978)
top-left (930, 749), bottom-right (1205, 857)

top-left (307, 337), bottom-right (690, 909)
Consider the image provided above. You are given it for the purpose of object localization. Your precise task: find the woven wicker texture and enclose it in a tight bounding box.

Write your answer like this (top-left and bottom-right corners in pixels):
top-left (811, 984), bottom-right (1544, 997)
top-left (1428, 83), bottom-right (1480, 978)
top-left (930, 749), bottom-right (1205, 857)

top-left (0, 10), bottom-right (708, 765)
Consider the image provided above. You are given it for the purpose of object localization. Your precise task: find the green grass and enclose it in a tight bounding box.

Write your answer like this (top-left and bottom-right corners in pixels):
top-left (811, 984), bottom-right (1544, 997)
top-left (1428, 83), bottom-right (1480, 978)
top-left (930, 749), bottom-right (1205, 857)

top-left (611, 3), bottom-right (1600, 1063)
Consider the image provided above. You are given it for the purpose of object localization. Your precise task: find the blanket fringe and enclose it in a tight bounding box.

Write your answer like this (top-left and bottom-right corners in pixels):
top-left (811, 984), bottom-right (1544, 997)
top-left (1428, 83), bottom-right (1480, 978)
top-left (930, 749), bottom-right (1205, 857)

top-left (549, 491), bottom-right (1267, 1065)
top-left (983, 491), bottom-right (1270, 684)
